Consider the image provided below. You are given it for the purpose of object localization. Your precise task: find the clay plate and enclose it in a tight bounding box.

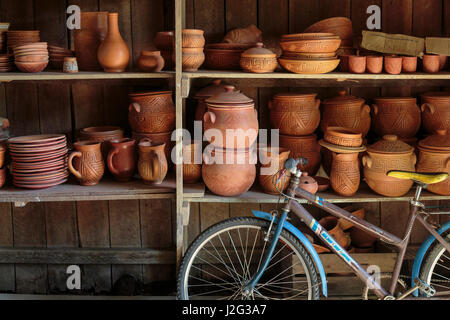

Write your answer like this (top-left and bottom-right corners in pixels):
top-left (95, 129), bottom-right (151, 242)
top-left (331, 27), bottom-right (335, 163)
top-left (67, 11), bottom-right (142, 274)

top-left (8, 134), bottom-right (66, 144)
top-left (13, 178), bottom-right (68, 189)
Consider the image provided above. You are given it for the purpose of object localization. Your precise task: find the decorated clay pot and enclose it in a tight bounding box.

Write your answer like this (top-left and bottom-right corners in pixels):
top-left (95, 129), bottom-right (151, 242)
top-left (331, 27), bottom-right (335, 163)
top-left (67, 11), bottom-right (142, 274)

top-left (384, 55), bottom-right (402, 75)
top-left (240, 43), bottom-right (278, 73)
top-left (137, 51), bottom-right (164, 72)
top-left (138, 138), bottom-right (168, 185)
top-left (279, 134), bottom-right (321, 176)
top-left (324, 127), bottom-right (362, 147)
top-left (258, 146), bottom-right (291, 195)
top-left (132, 131), bottom-right (173, 167)
top-left (107, 138), bottom-right (136, 182)
top-left (366, 56), bottom-right (383, 74)
top-left (402, 56), bottom-right (417, 73)
top-left (181, 47), bottom-right (204, 71)
top-left (181, 142), bottom-right (202, 184)
top-left (182, 29), bottom-right (205, 48)
top-left (269, 93), bottom-right (320, 136)
top-left (348, 55), bottom-right (366, 74)
top-left (68, 141), bottom-right (105, 186)
top-left (330, 152), bottom-right (360, 196)
top-left (318, 216), bottom-right (350, 249)
top-left (194, 80), bottom-right (228, 122)
top-left (371, 97), bottom-right (421, 138)
top-left (298, 173), bottom-right (319, 194)
top-left (422, 54), bottom-right (439, 73)
top-left (421, 92), bottom-right (450, 133)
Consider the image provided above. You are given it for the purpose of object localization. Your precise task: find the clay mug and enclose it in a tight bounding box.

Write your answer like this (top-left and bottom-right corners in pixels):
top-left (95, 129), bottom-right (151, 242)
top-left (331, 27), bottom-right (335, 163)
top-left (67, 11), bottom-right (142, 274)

top-left (107, 138), bottom-right (136, 182)
top-left (366, 56), bottom-right (383, 74)
top-left (348, 55), bottom-right (366, 74)
top-left (402, 56), bottom-right (417, 73)
top-left (384, 55), bottom-right (402, 74)
top-left (422, 54), bottom-right (440, 73)
top-left (68, 141), bottom-right (105, 186)
top-left (137, 138), bottom-right (168, 185)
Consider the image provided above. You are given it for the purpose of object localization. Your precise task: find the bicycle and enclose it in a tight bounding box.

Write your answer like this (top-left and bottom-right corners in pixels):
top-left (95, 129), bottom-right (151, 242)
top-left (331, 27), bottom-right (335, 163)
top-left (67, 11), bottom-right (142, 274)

top-left (177, 157), bottom-right (450, 300)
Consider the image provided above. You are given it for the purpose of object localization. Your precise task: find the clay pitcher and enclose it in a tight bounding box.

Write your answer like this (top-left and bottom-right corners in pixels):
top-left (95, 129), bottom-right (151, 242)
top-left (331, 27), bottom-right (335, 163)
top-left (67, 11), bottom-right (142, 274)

top-left (330, 152), bottom-right (360, 196)
top-left (107, 138), bottom-right (136, 182)
top-left (138, 138), bottom-right (168, 185)
top-left (68, 141), bottom-right (105, 186)
top-left (97, 13), bottom-right (130, 72)
top-left (258, 147), bottom-right (291, 195)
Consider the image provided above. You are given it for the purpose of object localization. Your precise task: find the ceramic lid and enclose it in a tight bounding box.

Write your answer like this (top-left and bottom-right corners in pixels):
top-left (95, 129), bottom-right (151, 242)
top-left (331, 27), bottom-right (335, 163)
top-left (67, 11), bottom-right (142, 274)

top-left (241, 43), bottom-right (276, 58)
top-left (323, 90), bottom-right (364, 105)
top-left (205, 85), bottom-right (254, 105)
top-left (194, 80), bottom-right (228, 99)
top-left (418, 130), bottom-right (450, 152)
top-left (367, 135), bottom-right (414, 154)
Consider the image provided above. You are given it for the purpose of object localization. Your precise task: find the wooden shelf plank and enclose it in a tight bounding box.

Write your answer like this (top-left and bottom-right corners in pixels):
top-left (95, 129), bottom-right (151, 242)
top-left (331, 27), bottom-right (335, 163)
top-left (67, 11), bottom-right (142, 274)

top-left (0, 71), bottom-right (175, 81)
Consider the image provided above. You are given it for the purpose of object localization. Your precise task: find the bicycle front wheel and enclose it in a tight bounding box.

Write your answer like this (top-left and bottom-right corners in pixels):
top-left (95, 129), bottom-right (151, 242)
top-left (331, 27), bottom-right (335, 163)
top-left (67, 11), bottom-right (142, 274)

top-left (177, 217), bottom-right (320, 300)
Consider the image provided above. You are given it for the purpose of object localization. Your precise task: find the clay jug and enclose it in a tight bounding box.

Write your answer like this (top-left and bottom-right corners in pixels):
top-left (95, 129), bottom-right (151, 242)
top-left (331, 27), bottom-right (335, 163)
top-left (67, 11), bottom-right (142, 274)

top-left (97, 13), bottom-right (130, 72)
top-left (330, 152), bottom-right (360, 196)
top-left (258, 147), bottom-right (291, 195)
top-left (138, 138), bottom-right (168, 185)
top-left (107, 138), bottom-right (136, 182)
top-left (68, 141), bottom-right (105, 186)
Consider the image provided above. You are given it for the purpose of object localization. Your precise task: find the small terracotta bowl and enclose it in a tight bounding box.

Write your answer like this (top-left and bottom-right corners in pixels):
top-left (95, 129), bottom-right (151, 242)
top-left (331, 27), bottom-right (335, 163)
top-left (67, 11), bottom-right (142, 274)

top-left (384, 55), bottom-right (402, 75)
top-left (366, 56), bottom-right (383, 74)
top-left (402, 56), bottom-right (417, 73)
top-left (348, 55), bottom-right (366, 73)
top-left (324, 126), bottom-right (363, 147)
top-left (423, 54), bottom-right (440, 73)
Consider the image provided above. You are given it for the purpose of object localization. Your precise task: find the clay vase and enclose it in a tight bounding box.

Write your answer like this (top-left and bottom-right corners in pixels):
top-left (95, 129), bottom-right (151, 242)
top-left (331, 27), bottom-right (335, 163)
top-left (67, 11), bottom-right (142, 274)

top-left (330, 152), bottom-right (360, 197)
top-left (269, 93), bottom-right (320, 136)
top-left (384, 55), bottom-right (402, 75)
top-left (74, 12), bottom-right (108, 71)
top-left (402, 56), bottom-right (417, 73)
top-left (422, 54), bottom-right (439, 73)
top-left (97, 13), bottom-right (130, 72)
top-left (137, 138), bottom-right (168, 185)
top-left (194, 80), bottom-right (228, 122)
top-left (182, 142), bottom-right (202, 184)
top-left (348, 55), bottom-right (366, 74)
top-left (421, 92), bottom-right (450, 133)
top-left (68, 141), bottom-right (105, 186)
top-left (371, 97), bottom-right (421, 138)
top-left (137, 51), bottom-right (164, 72)
top-left (107, 138), bottom-right (136, 182)
top-left (298, 173), bottom-right (319, 194)
top-left (181, 47), bottom-right (205, 71)
top-left (258, 146), bottom-right (291, 195)
top-left (366, 56), bottom-right (383, 74)
top-left (318, 216), bottom-right (350, 249)
top-left (279, 134), bottom-right (321, 176)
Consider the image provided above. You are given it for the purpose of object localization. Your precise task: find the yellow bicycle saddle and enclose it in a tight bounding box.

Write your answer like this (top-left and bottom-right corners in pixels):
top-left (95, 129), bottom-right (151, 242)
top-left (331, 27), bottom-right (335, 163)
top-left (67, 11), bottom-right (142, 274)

top-left (387, 170), bottom-right (449, 185)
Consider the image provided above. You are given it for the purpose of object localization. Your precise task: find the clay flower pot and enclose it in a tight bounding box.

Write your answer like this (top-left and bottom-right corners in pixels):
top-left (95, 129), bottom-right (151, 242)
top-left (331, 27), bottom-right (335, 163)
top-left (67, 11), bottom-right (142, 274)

top-left (339, 55), bottom-right (350, 72)
top-left (318, 216), bottom-right (350, 249)
top-left (258, 146), bottom-right (291, 195)
top-left (181, 47), bottom-right (205, 71)
top-left (137, 51), bottom-right (164, 72)
top-left (402, 56), bottom-right (417, 73)
top-left (107, 138), bottom-right (136, 182)
top-left (330, 152), bottom-right (360, 196)
top-left (366, 56), bottom-right (383, 74)
top-left (240, 43), bottom-right (278, 73)
top-left (421, 92), bottom-right (450, 133)
top-left (422, 54), bottom-right (439, 73)
top-left (269, 93), bottom-right (320, 136)
top-left (68, 141), bottom-right (105, 186)
top-left (348, 55), bottom-right (366, 74)
top-left (384, 55), bottom-right (402, 75)
top-left (138, 138), bottom-right (168, 185)
top-left (182, 29), bottom-right (205, 48)
top-left (181, 142), bottom-right (202, 184)
top-left (298, 173), bottom-right (319, 194)
top-left (324, 127), bottom-right (363, 147)
top-left (279, 134), bottom-right (321, 176)
top-left (194, 80), bottom-right (228, 122)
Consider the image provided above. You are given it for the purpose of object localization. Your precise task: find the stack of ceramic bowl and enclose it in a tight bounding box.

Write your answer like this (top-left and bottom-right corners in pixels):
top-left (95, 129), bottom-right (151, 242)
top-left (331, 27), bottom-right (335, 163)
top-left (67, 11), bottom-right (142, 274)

top-left (6, 30), bottom-right (40, 52)
top-left (181, 29), bottom-right (205, 72)
top-left (13, 42), bottom-right (48, 73)
top-left (0, 54), bottom-right (13, 72)
top-left (278, 33), bottom-right (341, 74)
top-left (205, 43), bottom-right (254, 70)
top-left (48, 45), bottom-right (74, 69)
top-left (8, 134), bottom-right (69, 189)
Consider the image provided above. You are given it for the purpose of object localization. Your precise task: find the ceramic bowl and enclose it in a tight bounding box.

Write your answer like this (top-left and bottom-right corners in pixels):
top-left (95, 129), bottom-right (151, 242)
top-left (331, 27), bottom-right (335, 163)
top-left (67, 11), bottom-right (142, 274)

top-left (15, 60), bottom-right (48, 72)
top-left (279, 57), bottom-right (340, 74)
top-left (324, 127), bottom-right (363, 147)
top-left (279, 38), bottom-right (341, 53)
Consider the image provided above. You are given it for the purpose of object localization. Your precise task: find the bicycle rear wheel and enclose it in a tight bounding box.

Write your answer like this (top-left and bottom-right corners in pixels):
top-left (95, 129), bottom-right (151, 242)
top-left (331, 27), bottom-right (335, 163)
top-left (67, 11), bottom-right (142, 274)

top-left (177, 217), bottom-right (320, 300)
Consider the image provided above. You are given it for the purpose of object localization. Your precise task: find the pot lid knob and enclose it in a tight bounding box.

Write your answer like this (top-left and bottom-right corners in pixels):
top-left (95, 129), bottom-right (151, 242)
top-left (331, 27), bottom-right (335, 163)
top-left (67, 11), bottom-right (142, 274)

top-left (224, 85), bottom-right (235, 92)
top-left (255, 42), bottom-right (263, 48)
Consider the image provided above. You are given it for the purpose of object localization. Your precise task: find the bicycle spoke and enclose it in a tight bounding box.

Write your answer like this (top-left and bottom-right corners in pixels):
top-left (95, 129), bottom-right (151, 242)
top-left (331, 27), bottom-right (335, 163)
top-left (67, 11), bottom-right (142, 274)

top-left (202, 243), bottom-right (244, 286)
top-left (227, 231), bottom-right (247, 279)
top-left (217, 233), bottom-right (243, 284)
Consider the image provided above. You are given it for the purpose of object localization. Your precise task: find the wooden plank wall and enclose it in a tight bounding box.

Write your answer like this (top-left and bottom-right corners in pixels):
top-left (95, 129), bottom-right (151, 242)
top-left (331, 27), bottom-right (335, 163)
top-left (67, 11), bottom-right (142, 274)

top-left (0, 0), bottom-right (175, 294)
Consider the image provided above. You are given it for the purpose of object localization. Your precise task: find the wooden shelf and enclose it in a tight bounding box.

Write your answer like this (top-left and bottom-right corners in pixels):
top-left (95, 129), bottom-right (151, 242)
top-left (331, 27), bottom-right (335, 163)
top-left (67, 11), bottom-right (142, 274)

top-left (0, 71), bottom-right (174, 81)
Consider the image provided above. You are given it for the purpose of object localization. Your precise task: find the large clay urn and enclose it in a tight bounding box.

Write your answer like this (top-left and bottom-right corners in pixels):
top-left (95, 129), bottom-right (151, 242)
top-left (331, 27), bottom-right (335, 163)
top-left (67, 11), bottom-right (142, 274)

top-left (68, 141), bottom-right (105, 186)
top-left (321, 90), bottom-right (371, 137)
top-left (279, 134), bottom-right (321, 176)
top-left (416, 130), bottom-right (450, 195)
top-left (202, 147), bottom-right (256, 196)
top-left (74, 12), bottom-right (108, 71)
top-left (421, 92), bottom-right (450, 134)
top-left (363, 135), bottom-right (416, 197)
top-left (204, 85), bottom-right (259, 149)
top-left (258, 146), bottom-right (291, 195)
top-left (107, 138), bottom-right (136, 182)
top-left (194, 80), bottom-right (228, 122)
top-left (97, 13), bottom-right (130, 72)
top-left (128, 91), bottom-right (175, 134)
top-left (269, 93), bottom-right (320, 136)
top-left (330, 152), bottom-right (360, 196)
top-left (137, 138), bottom-right (168, 185)
top-left (372, 97), bottom-right (421, 138)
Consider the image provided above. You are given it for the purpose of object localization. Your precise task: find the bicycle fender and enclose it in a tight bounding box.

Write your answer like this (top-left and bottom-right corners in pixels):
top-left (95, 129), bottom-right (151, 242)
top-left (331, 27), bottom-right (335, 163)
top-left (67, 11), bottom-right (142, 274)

top-left (411, 220), bottom-right (450, 297)
top-left (252, 210), bottom-right (328, 297)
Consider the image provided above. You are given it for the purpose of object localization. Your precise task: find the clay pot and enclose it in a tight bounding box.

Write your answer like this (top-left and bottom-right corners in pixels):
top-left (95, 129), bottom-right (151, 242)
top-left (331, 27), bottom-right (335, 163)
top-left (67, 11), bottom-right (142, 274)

top-left (348, 55), bottom-right (366, 74)
top-left (321, 90), bottom-right (371, 137)
top-left (204, 43), bottom-right (253, 70)
top-left (384, 55), bottom-right (402, 75)
top-left (137, 51), bottom-right (164, 72)
top-left (0, 167), bottom-right (5, 188)
top-left (298, 173), bottom-right (319, 194)
top-left (366, 56), bottom-right (383, 74)
top-left (181, 47), bottom-right (205, 71)
top-left (350, 227), bottom-right (377, 248)
top-left (204, 86), bottom-right (258, 149)
top-left (182, 142), bottom-right (202, 184)
top-left (269, 93), bottom-right (320, 136)
top-left (69, 141), bottom-right (105, 186)
top-left (223, 24), bottom-right (262, 44)
top-left (131, 131), bottom-right (173, 166)
top-left (240, 43), bottom-right (278, 73)
top-left (363, 135), bottom-right (416, 197)
top-left (137, 138), bottom-right (168, 185)
top-left (194, 80), bottom-right (228, 122)
top-left (78, 126), bottom-right (124, 159)
top-left (339, 55), bottom-right (350, 72)
top-left (324, 127), bottom-right (363, 147)
top-left (421, 92), bottom-right (450, 133)
top-left (107, 138), bottom-right (136, 182)
top-left (371, 97), bottom-right (421, 138)
top-left (279, 134), bottom-right (321, 176)
top-left (202, 147), bottom-right (256, 197)
top-left (402, 56), bottom-right (417, 73)
top-left (182, 29), bottom-right (205, 48)
top-left (318, 216), bottom-right (350, 249)
top-left (330, 152), bottom-right (360, 196)
top-left (128, 91), bottom-right (175, 134)
top-left (258, 146), bottom-right (291, 195)
top-left (97, 13), bottom-right (130, 72)
top-left (422, 54), bottom-right (439, 73)
top-left (74, 12), bottom-right (108, 71)
top-left (439, 55), bottom-right (448, 70)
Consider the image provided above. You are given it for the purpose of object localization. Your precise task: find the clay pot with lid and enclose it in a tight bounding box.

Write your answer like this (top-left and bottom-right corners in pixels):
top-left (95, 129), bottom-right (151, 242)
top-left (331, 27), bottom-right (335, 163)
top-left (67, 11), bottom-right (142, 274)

top-left (269, 93), bottom-right (320, 136)
top-left (363, 135), bottom-right (416, 197)
top-left (331, 152), bottom-right (360, 196)
top-left (279, 134), bottom-right (321, 176)
top-left (137, 51), bottom-right (164, 72)
top-left (194, 80), bottom-right (228, 121)
top-left (371, 97), bottom-right (421, 138)
top-left (204, 85), bottom-right (259, 149)
top-left (321, 90), bottom-right (371, 137)
top-left (258, 146), bottom-right (291, 195)
top-left (421, 92), bottom-right (450, 133)
top-left (240, 43), bottom-right (278, 73)
top-left (416, 130), bottom-right (450, 195)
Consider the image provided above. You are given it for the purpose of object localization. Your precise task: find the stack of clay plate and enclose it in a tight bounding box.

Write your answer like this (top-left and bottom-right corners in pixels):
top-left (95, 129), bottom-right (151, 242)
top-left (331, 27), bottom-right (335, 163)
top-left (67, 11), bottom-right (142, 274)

top-left (13, 42), bottom-right (48, 73)
top-left (6, 30), bottom-right (40, 52)
top-left (278, 33), bottom-right (341, 74)
top-left (0, 54), bottom-right (13, 72)
top-left (48, 45), bottom-right (74, 69)
top-left (8, 134), bottom-right (69, 189)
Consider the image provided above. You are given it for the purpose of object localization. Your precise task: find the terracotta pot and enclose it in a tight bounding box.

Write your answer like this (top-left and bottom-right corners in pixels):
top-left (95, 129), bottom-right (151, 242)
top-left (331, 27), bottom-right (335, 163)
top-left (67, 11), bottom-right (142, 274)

top-left (421, 92), bottom-right (450, 133)
top-left (131, 131), bottom-right (173, 167)
top-left (138, 138), bottom-right (168, 185)
top-left (350, 226), bottom-right (377, 248)
top-left (128, 91), bottom-right (175, 134)
top-left (78, 126), bottom-right (124, 159)
top-left (269, 93), bottom-right (320, 136)
top-left (384, 55), bottom-right (402, 75)
top-left (279, 134), bottom-right (321, 176)
top-left (324, 127), bottom-right (362, 147)
top-left (204, 86), bottom-right (258, 149)
top-left (330, 152), bottom-right (360, 196)
top-left (366, 56), bottom-right (383, 74)
top-left (182, 29), bottom-right (205, 48)
top-left (194, 80), bottom-right (228, 122)
top-left (372, 97), bottom-right (421, 138)
top-left (258, 146), bottom-right (291, 195)
top-left (348, 55), bottom-right (366, 74)
top-left (97, 13), bottom-right (130, 72)
top-left (137, 51), bottom-right (164, 72)
top-left (402, 56), bottom-right (417, 73)
top-left (223, 24), bottom-right (262, 44)
top-left (321, 90), bottom-right (371, 137)
top-left (339, 55), bottom-right (350, 72)
top-left (422, 54), bottom-right (439, 73)
top-left (298, 173), bottom-right (319, 194)
top-left (153, 31), bottom-right (174, 50)
top-left (240, 43), bottom-right (278, 73)
top-left (318, 216), bottom-right (350, 249)
top-left (68, 141), bottom-right (105, 186)
top-left (74, 12), bottom-right (108, 71)
top-left (439, 55), bottom-right (448, 70)
top-left (107, 138), bottom-right (136, 182)
top-left (202, 147), bottom-right (256, 196)
top-left (181, 47), bottom-right (204, 71)
top-left (181, 142), bottom-right (202, 184)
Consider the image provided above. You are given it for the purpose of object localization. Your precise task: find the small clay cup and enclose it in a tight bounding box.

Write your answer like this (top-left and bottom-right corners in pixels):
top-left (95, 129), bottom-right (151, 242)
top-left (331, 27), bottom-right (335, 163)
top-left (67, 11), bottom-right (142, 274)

top-left (423, 54), bottom-right (440, 73)
top-left (339, 55), bottom-right (350, 72)
top-left (402, 56), bottom-right (417, 73)
top-left (348, 55), bottom-right (366, 74)
top-left (366, 56), bottom-right (383, 74)
top-left (384, 55), bottom-right (402, 75)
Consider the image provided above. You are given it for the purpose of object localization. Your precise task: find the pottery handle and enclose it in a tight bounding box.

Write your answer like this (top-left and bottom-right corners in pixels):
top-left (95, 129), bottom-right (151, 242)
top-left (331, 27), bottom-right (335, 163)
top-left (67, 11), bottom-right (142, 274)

top-left (412, 153), bottom-right (417, 166)
top-left (204, 111), bottom-right (216, 124)
top-left (361, 104), bottom-right (371, 115)
top-left (372, 104), bottom-right (378, 115)
top-left (107, 148), bottom-right (120, 176)
top-left (150, 150), bottom-right (161, 182)
top-left (362, 155), bottom-right (372, 169)
top-left (68, 151), bottom-right (82, 179)
top-left (129, 102), bottom-right (141, 113)
top-left (421, 103), bottom-right (435, 114)
top-left (314, 99), bottom-right (321, 109)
